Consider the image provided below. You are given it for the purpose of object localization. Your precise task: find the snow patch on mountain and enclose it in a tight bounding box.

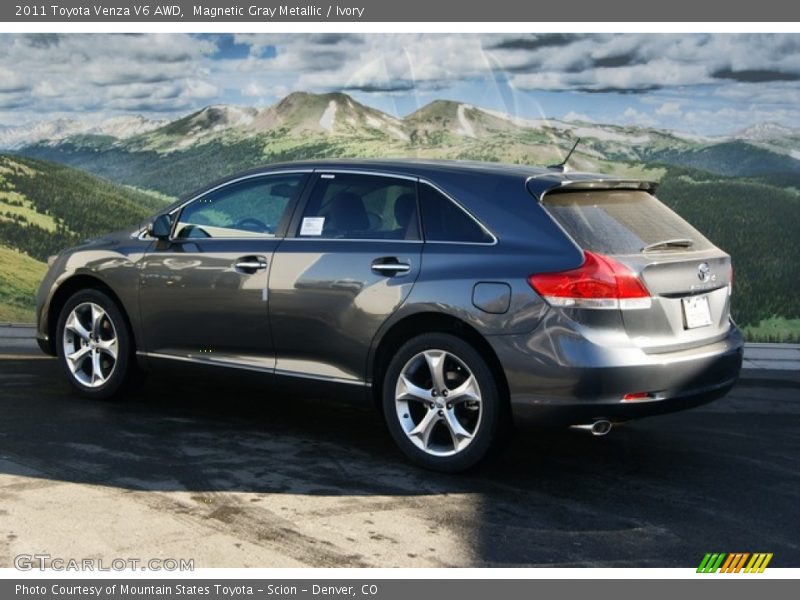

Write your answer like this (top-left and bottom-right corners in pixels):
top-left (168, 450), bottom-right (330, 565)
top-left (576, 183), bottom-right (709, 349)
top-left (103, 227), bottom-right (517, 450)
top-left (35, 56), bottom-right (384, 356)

top-left (735, 123), bottom-right (797, 141)
top-left (456, 104), bottom-right (476, 138)
top-left (225, 106), bottom-right (256, 127)
top-left (571, 126), bottom-right (650, 144)
top-left (365, 114), bottom-right (409, 140)
top-left (668, 130), bottom-right (718, 143)
top-left (366, 115), bottom-right (384, 130)
top-left (94, 115), bottom-right (166, 139)
top-left (388, 126), bottom-right (409, 141)
top-left (319, 100), bottom-right (337, 132)
top-left (0, 115), bottom-right (164, 149)
top-left (476, 107), bottom-right (543, 129)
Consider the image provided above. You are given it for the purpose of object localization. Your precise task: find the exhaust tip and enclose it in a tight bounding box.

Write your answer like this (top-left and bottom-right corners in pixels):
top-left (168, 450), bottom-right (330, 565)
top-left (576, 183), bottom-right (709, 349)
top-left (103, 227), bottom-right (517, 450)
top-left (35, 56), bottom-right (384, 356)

top-left (570, 419), bottom-right (613, 436)
top-left (590, 420), bottom-right (612, 436)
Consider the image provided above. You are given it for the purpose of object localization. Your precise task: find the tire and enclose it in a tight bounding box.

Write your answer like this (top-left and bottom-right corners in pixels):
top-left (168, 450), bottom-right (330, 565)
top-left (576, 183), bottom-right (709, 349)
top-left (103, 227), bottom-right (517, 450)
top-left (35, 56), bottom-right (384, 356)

top-left (382, 333), bottom-right (503, 472)
top-left (56, 288), bottom-right (143, 400)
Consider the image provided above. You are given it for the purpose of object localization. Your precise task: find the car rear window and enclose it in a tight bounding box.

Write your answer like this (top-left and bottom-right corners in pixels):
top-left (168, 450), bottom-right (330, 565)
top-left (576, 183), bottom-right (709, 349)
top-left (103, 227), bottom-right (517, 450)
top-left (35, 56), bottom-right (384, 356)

top-left (541, 189), bottom-right (712, 255)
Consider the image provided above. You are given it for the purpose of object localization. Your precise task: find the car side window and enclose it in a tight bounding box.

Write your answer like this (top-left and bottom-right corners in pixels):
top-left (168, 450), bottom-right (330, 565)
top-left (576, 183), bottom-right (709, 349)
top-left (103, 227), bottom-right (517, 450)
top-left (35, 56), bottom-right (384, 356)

top-left (297, 173), bottom-right (419, 240)
top-left (174, 174), bottom-right (305, 239)
top-left (419, 184), bottom-right (493, 244)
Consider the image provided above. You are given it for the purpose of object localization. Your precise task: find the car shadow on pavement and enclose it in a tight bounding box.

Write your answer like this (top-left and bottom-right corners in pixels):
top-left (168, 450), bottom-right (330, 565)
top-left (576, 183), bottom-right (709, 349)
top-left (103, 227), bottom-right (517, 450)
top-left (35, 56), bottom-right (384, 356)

top-left (1, 356), bottom-right (799, 567)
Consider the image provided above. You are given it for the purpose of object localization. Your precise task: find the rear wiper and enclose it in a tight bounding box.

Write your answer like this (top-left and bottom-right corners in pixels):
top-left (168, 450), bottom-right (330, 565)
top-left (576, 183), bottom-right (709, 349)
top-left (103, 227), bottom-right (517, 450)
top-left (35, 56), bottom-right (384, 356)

top-left (641, 238), bottom-right (694, 252)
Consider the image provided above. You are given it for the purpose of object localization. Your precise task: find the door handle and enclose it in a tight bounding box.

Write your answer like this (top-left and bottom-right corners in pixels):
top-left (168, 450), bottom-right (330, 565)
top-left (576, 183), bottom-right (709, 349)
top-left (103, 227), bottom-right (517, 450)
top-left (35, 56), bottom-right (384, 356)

top-left (371, 258), bottom-right (411, 275)
top-left (234, 257), bottom-right (268, 271)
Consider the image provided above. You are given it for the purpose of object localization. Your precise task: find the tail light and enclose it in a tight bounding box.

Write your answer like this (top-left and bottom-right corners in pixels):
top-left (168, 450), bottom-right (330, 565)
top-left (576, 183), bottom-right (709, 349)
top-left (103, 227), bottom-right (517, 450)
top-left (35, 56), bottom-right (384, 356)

top-left (728, 263), bottom-right (733, 296)
top-left (622, 391), bottom-right (652, 401)
top-left (528, 251), bottom-right (651, 310)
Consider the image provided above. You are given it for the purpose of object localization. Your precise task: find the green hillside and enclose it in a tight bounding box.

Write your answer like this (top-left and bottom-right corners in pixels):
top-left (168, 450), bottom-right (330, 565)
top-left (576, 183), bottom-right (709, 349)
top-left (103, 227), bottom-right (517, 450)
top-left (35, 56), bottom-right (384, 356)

top-left (0, 154), bottom-right (169, 320)
top-left (25, 138), bottom-right (274, 198)
top-left (650, 141), bottom-right (800, 182)
top-left (24, 133), bottom-right (654, 199)
top-left (0, 154), bottom-right (166, 260)
top-left (0, 244), bottom-right (45, 322)
top-left (656, 167), bottom-right (800, 337)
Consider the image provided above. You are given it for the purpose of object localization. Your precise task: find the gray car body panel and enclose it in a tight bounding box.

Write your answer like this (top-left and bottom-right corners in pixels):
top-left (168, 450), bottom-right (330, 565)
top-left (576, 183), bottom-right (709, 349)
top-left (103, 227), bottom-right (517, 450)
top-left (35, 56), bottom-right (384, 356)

top-left (36, 159), bottom-right (743, 425)
top-left (268, 238), bottom-right (423, 384)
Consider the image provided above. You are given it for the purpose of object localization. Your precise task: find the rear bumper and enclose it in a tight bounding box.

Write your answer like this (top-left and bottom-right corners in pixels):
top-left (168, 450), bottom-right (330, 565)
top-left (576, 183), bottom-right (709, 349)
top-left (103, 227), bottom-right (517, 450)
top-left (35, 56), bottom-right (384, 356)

top-left (488, 321), bottom-right (743, 426)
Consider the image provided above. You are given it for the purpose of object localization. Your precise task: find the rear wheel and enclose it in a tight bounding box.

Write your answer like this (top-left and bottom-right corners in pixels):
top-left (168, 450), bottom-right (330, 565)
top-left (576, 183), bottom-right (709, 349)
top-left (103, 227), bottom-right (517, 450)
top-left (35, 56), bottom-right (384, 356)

top-left (56, 289), bottom-right (143, 400)
top-left (382, 333), bottom-right (502, 472)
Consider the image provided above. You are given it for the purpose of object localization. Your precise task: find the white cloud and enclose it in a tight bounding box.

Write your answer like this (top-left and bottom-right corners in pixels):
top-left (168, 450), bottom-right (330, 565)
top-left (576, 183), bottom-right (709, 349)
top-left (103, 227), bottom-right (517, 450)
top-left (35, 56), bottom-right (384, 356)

top-left (655, 102), bottom-right (682, 117)
top-left (0, 66), bottom-right (29, 93)
top-left (183, 79), bottom-right (218, 98)
top-left (681, 105), bottom-right (799, 129)
top-left (623, 107), bottom-right (657, 127)
top-left (242, 82), bottom-right (267, 97)
top-left (0, 33), bottom-right (218, 123)
top-left (563, 111), bottom-right (593, 123)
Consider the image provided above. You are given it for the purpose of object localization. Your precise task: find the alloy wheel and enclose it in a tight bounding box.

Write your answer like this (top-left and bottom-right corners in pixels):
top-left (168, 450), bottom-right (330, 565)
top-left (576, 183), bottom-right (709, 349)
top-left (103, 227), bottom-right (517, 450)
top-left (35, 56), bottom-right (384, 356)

top-left (62, 302), bottom-right (119, 388)
top-left (394, 349), bottom-right (483, 457)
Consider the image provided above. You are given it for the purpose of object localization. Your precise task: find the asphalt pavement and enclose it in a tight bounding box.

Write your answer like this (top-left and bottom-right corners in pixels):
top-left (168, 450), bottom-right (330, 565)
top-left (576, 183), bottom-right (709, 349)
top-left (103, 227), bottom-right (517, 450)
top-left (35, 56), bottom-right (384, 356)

top-left (0, 326), bottom-right (798, 567)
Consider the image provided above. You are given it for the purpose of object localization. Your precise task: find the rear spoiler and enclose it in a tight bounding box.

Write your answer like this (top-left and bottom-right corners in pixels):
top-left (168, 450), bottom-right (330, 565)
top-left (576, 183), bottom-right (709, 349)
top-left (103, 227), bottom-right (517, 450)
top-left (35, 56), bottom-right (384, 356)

top-left (526, 174), bottom-right (658, 201)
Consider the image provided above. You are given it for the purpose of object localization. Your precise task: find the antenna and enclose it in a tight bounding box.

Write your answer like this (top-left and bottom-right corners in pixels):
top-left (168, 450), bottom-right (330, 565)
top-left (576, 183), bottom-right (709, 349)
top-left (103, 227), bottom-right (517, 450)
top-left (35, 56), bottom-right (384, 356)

top-left (548, 138), bottom-right (580, 172)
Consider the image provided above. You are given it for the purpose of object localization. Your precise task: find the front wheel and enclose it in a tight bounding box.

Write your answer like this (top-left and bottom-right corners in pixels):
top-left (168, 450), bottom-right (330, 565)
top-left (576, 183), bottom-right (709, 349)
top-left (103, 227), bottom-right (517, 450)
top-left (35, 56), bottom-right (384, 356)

top-left (382, 333), bottom-right (503, 472)
top-left (56, 289), bottom-right (142, 400)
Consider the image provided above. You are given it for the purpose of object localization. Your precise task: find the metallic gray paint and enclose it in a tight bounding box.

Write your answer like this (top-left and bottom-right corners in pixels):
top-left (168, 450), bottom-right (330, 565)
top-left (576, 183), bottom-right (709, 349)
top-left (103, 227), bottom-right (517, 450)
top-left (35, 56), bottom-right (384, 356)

top-left (35, 159), bottom-right (743, 426)
top-left (139, 237), bottom-right (280, 370)
top-left (472, 282), bottom-right (512, 314)
top-left (486, 309), bottom-right (742, 423)
top-left (269, 238), bottom-right (423, 383)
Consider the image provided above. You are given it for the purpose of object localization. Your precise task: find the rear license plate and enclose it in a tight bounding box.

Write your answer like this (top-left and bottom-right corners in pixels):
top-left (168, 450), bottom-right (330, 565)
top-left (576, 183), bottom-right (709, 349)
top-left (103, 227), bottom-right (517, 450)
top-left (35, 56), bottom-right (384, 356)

top-left (682, 295), bottom-right (712, 329)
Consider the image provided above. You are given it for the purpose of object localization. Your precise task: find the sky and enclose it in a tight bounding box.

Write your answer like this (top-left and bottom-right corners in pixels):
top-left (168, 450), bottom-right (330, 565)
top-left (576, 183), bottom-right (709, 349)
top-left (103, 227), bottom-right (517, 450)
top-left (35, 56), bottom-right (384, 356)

top-left (0, 32), bottom-right (799, 135)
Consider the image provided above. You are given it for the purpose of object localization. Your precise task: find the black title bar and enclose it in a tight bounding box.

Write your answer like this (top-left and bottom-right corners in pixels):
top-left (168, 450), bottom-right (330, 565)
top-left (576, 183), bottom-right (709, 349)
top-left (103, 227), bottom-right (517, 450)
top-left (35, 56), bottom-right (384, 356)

top-left (3, 0), bottom-right (800, 22)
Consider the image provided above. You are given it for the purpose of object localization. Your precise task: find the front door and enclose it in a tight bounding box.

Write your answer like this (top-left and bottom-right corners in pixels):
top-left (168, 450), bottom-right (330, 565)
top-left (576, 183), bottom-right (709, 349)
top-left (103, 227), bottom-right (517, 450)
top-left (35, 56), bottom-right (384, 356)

top-left (139, 172), bottom-right (309, 371)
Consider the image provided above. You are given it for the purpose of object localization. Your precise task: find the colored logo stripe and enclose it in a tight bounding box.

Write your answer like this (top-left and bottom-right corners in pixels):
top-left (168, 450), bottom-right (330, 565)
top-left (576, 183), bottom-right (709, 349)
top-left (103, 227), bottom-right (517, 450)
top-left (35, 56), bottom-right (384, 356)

top-left (697, 553), bottom-right (726, 573)
top-left (720, 553), bottom-right (750, 573)
top-left (745, 553), bottom-right (773, 573)
top-left (697, 553), bottom-right (773, 573)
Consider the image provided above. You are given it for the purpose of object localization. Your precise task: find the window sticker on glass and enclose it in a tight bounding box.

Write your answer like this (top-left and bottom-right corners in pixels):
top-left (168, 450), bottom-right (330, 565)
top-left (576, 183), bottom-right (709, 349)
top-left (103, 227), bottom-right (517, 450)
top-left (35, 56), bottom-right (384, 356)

top-left (300, 216), bottom-right (325, 236)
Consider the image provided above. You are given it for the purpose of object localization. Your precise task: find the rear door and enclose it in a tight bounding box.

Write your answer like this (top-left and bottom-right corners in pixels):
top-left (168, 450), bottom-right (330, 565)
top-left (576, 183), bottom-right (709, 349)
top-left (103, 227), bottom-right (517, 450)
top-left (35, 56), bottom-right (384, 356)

top-left (268, 171), bottom-right (423, 384)
top-left (542, 188), bottom-right (732, 352)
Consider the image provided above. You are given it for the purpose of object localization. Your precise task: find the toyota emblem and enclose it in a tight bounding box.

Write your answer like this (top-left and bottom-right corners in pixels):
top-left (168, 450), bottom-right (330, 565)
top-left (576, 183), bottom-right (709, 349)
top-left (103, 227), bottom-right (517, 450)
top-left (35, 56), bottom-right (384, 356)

top-left (697, 262), bottom-right (711, 283)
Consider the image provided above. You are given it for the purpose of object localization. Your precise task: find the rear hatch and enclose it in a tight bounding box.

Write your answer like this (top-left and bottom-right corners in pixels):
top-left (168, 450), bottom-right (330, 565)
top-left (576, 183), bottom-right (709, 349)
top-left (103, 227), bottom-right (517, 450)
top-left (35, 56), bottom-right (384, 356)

top-left (540, 187), bottom-right (732, 353)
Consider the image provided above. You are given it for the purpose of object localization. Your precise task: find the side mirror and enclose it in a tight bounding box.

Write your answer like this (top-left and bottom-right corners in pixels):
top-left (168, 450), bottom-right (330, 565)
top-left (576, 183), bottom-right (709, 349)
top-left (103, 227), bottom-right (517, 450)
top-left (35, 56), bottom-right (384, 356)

top-left (150, 214), bottom-right (172, 240)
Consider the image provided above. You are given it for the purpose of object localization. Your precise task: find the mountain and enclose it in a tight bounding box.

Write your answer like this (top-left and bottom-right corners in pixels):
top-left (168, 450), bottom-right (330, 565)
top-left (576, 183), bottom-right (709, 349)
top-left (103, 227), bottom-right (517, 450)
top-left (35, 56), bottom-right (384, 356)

top-left (128, 105), bottom-right (259, 151)
top-left (254, 91), bottom-right (408, 139)
top-left (5, 93), bottom-right (800, 338)
top-left (124, 92), bottom-right (412, 155)
top-left (406, 100), bottom-right (525, 139)
top-left (734, 122), bottom-right (800, 142)
top-left (16, 92), bottom-right (799, 197)
top-left (10, 94), bottom-right (677, 195)
top-left (0, 115), bottom-right (164, 150)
